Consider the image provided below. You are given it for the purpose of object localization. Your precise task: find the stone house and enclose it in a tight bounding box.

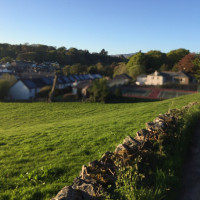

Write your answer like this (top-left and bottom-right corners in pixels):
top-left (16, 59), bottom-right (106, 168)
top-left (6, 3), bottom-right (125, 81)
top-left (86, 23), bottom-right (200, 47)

top-left (145, 71), bottom-right (195, 86)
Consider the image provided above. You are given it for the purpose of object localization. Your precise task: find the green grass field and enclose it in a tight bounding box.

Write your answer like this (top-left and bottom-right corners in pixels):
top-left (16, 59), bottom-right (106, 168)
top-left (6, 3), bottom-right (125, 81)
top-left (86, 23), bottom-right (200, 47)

top-left (1, 93), bottom-right (200, 200)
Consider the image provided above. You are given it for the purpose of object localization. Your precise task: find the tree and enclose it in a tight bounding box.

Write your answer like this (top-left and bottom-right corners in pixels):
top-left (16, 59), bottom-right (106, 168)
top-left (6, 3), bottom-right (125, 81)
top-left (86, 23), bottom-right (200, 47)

top-left (113, 62), bottom-right (128, 77)
top-left (126, 52), bottom-right (147, 79)
top-left (167, 48), bottom-right (190, 68)
top-left (0, 56), bottom-right (12, 63)
top-left (146, 50), bottom-right (167, 72)
top-left (172, 64), bottom-right (179, 72)
top-left (57, 46), bottom-right (67, 52)
top-left (70, 63), bottom-right (82, 74)
top-left (0, 80), bottom-right (10, 100)
top-left (87, 65), bottom-right (98, 74)
top-left (62, 65), bottom-right (71, 75)
top-left (127, 51), bottom-right (146, 68)
top-left (128, 64), bottom-right (146, 80)
top-left (192, 56), bottom-right (200, 80)
top-left (48, 73), bottom-right (58, 102)
top-left (99, 49), bottom-right (108, 56)
top-left (160, 63), bottom-right (170, 71)
top-left (1, 73), bottom-right (17, 86)
top-left (88, 78), bottom-right (109, 102)
top-left (177, 53), bottom-right (196, 72)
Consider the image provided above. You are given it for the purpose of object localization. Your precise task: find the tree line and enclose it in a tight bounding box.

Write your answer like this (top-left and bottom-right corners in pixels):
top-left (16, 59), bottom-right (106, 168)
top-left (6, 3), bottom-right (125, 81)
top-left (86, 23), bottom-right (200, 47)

top-left (0, 43), bottom-right (200, 80)
top-left (0, 43), bottom-right (126, 75)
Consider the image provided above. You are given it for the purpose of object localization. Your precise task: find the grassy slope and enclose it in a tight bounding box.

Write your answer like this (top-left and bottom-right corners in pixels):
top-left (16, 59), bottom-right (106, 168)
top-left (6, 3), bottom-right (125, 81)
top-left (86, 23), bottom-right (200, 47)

top-left (1, 93), bottom-right (200, 200)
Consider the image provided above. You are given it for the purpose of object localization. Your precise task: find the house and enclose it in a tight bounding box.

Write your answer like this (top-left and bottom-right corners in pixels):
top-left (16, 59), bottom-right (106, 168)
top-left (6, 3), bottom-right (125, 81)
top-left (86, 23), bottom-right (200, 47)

top-left (9, 79), bottom-right (37, 100)
top-left (143, 71), bottom-right (196, 86)
top-left (136, 74), bottom-right (147, 85)
top-left (0, 68), bottom-right (13, 73)
top-left (2, 62), bottom-right (12, 68)
top-left (145, 71), bottom-right (164, 85)
top-left (107, 74), bottom-right (132, 87)
top-left (9, 77), bottom-right (51, 100)
top-left (72, 80), bottom-right (92, 96)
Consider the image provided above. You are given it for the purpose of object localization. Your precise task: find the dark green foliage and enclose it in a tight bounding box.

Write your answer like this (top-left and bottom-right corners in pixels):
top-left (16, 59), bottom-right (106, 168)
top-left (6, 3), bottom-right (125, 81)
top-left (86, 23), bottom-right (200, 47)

top-left (167, 48), bottom-right (190, 68)
top-left (37, 86), bottom-right (51, 98)
top-left (0, 80), bottom-right (10, 100)
top-left (0, 56), bottom-right (12, 62)
top-left (88, 78), bottom-right (110, 102)
top-left (146, 50), bottom-right (167, 73)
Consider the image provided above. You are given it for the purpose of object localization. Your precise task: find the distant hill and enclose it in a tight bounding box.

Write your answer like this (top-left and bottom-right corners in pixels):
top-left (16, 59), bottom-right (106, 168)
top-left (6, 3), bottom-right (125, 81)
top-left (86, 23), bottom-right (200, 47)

top-left (111, 53), bottom-right (136, 58)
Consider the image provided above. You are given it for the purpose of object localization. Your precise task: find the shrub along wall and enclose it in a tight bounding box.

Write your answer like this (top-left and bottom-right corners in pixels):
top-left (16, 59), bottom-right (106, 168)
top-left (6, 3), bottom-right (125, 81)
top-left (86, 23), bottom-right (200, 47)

top-left (51, 102), bottom-right (200, 200)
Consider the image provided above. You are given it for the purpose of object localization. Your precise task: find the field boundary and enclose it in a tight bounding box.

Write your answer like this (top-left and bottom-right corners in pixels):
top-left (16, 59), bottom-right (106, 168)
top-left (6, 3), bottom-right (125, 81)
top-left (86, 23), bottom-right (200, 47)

top-left (122, 86), bottom-right (197, 99)
top-left (51, 102), bottom-right (199, 200)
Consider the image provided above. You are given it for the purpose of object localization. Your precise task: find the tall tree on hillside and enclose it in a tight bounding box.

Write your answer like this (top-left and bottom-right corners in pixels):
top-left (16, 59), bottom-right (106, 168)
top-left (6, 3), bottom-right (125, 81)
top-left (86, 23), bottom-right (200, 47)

top-left (0, 80), bottom-right (10, 100)
top-left (146, 50), bottom-right (167, 72)
top-left (160, 63), bottom-right (170, 71)
top-left (113, 62), bottom-right (128, 77)
top-left (126, 52), bottom-right (146, 79)
top-left (177, 53), bottom-right (196, 72)
top-left (88, 78), bottom-right (109, 102)
top-left (128, 64), bottom-right (146, 80)
top-left (127, 51), bottom-right (146, 67)
top-left (167, 48), bottom-right (190, 68)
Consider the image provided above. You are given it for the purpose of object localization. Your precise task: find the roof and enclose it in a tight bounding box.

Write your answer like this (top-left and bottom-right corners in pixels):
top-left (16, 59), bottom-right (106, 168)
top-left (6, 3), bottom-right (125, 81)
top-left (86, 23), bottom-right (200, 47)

top-left (73, 75), bottom-right (81, 81)
top-left (68, 75), bottom-right (76, 82)
top-left (21, 79), bottom-right (37, 89)
top-left (62, 76), bottom-right (72, 83)
top-left (31, 78), bottom-right (46, 88)
top-left (17, 74), bottom-right (102, 89)
top-left (137, 74), bottom-right (147, 78)
top-left (161, 71), bottom-right (189, 78)
top-left (113, 73), bottom-right (132, 80)
top-left (79, 74), bottom-right (86, 80)
top-left (148, 71), bottom-right (189, 78)
top-left (75, 81), bottom-right (92, 89)
top-left (41, 77), bottom-right (53, 85)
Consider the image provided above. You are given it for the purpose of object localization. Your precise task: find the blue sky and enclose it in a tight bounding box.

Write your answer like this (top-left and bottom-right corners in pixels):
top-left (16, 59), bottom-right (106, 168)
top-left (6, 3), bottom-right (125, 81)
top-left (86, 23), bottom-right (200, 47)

top-left (0, 0), bottom-right (200, 54)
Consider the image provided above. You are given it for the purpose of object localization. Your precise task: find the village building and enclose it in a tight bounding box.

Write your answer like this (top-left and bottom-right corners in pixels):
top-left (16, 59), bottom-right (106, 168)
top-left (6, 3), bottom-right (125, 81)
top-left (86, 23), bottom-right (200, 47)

top-left (107, 73), bottom-right (132, 87)
top-left (8, 79), bottom-right (37, 100)
top-left (136, 71), bottom-right (196, 86)
top-left (136, 74), bottom-right (147, 85)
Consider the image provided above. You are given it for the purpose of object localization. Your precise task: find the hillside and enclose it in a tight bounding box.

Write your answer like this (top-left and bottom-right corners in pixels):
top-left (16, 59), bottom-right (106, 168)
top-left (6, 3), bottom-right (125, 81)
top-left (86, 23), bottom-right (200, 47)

top-left (1, 93), bottom-right (200, 200)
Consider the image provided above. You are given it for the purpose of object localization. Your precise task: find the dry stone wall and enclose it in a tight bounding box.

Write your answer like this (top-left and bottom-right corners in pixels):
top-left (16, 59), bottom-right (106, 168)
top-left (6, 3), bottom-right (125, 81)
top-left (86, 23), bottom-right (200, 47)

top-left (51, 102), bottom-right (199, 200)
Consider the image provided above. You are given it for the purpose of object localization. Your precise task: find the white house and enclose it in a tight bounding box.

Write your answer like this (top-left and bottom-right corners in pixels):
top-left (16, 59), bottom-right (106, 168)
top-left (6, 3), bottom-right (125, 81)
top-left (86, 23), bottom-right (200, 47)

top-left (144, 71), bottom-right (193, 86)
top-left (145, 71), bottom-right (164, 85)
top-left (9, 80), bottom-right (37, 100)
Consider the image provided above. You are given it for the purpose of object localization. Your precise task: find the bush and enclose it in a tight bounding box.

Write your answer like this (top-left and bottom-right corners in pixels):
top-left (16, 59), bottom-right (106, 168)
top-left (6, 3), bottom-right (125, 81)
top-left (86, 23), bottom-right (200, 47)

top-left (0, 80), bottom-right (10, 100)
top-left (88, 78), bottom-right (110, 103)
top-left (37, 86), bottom-right (51, 98)
top-left (63, 93), bottom-right (77, 102)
